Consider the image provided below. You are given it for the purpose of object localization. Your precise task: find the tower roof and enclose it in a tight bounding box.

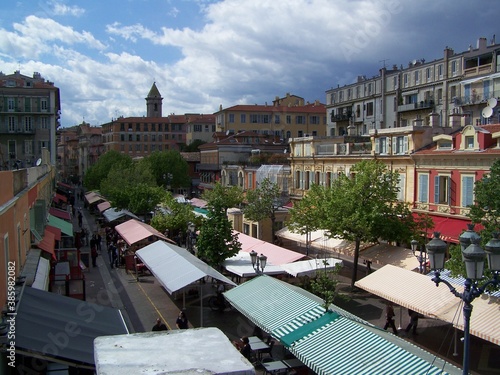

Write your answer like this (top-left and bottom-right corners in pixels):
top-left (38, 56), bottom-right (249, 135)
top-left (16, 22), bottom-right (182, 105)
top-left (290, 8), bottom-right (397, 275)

top-left (147, 82), bottom-right (161, 98)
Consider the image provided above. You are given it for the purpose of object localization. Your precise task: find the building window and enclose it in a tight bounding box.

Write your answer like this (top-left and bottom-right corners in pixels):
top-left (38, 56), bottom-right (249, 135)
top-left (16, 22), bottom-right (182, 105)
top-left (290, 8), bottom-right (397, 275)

top-left (24, 140), bottom-right (33, 155)
top-left (248, 172), bottom-right (253, 189)
top-left (461, 175), bottom-right (474, 207)
top-left (310, 115), bottom-right (319, 125)
top-left (151, 134), bottom-right (156, 142)
top-left (120, 134), bottom-right (125, 141)
top-left (24, 117), bottom-right (33, 131)
top-left (151, 123), bottom-right (156, 131)
top-left (41, 117), bottom-right (48, 129)
top-left (240, 114), bottom-right (246, 123)
top-left (418, 174), bottom-right (429, 203)
top-left (8, 98), bottom-right (15, 111)
top-left (434, 175), bottom-right (450, 204)
top-left (366, 102), bottom-right (374, 117)
top-left (438, 64), bottom-right (443, 78)
top-left (243, 223), bottom-right (250, 235)
top-left (403, 74), bottom-right (408, 87)
top-left (144, 135), bottom-right (148, 142)
top-left (158, 124), bottom-right (162, 132)
top-left (296, 116), bottom-right (304, 124)
top-left (414, 71), bottom-right (419, 84)
top-left (274, 114), bottom-right (280, 124)
top-left (136, 123), bottom-right (141, 131)
top-left (426, 68), bottom-right (431, 81)
top-left (144, 123), bottom-right (148, 131)
top-left (465, 136), bottom-right (474, 149)
top-left (397, 174), bottom-right (406, 201)
top-left (393, 136), bottom-right (407, 155)
top-left (229, 114), bottom-right (235, 123)
top-left (120, 123), bottom-right (125, 131)
top-left (136, 134), bottom-right (141, 141)
top-left (298, 130), bottom-right (303, 137)
top-left (204, 125), bottom-right (210, 132)
top-left (376, 137), bottom-right (388, 154)
top-left (286, 115), bottom-right (291, 124)
top-left (8, 116), bottom-right (16, 132)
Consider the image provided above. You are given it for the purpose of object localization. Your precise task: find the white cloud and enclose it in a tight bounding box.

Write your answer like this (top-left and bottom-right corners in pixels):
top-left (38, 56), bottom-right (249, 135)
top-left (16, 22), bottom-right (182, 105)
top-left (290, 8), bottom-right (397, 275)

top-left (50, 1), bottom-right (85, 17)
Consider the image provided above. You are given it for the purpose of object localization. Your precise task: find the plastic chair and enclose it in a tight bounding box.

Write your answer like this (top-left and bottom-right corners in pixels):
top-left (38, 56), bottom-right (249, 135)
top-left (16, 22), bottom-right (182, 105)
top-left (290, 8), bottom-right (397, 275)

top-left (260, 340), bottom-right (275, 358)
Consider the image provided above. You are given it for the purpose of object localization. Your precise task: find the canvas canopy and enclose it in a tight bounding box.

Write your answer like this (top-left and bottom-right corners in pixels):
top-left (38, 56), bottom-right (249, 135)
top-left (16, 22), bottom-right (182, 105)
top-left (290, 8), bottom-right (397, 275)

top-left (355, 265), bottom-right (500, 345)
top-left (15, 287), bottom-right (128, 366)
top-left (103, 208), bottom-right (139, 223)
top-left (136, 240), bottom-right (236, 294)
top-left (115, 219), bottom-right (168, 246)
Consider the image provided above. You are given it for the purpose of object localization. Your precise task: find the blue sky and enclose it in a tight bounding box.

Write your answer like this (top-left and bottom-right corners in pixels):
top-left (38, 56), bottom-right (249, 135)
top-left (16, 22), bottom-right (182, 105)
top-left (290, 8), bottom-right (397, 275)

top-left (0, 0), bottom-right (498, 127)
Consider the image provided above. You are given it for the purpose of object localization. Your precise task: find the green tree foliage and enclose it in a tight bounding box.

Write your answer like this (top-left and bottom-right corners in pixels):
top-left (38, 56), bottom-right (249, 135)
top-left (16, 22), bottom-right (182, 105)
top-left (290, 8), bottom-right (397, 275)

top-left (196, 183), bottom-right (243, 268)
top-left (150, 193), bottom-right (201, 241)
top-left (142, 150), bottom-right (191, 189)
top-left (288, 160), bottom-right (416, 288)
top-left (309, 261), bottom-right (343, 311)
top-left (83, 150), bottom-right (132, 191)
top-left (468, 159), bottom-right (500, 236)
top-left (100, 160), bottom-right (166, 215)
top-left (245, 178), bottom-right (284, 240)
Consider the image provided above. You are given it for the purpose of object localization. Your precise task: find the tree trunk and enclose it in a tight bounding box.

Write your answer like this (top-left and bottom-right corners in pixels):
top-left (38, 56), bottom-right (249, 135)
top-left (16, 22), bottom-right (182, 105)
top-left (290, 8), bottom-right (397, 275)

top-left (351, 238), bottom-right (361, 289)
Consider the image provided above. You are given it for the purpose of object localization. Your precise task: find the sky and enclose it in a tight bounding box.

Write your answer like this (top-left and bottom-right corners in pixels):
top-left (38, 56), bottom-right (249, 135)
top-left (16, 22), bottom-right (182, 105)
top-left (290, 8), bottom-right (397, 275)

top-left (0, 0), bottom-right (498, 128)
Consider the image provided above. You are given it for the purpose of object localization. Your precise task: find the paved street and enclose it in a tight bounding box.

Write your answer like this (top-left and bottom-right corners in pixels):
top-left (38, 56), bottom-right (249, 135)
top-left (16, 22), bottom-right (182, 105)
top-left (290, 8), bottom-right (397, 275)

top-left (73, 187), bottom-right (496, 375)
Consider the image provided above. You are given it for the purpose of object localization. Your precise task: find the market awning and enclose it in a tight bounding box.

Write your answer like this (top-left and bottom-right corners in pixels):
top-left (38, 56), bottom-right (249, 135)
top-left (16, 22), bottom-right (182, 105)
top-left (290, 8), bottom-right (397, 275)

top-left (54, 192), bottom-right (68, 203)
top-left (235, 231), bottom-right (305, 265)
top-left (189, 198), bottom-right (207, 208)
top-left (45, 225), bottom-right (62, 241)
top-left (412, 213), bottom-right (471, 243)
top-left (136, 241), bottom-right (236, 294)
top-left (87, 194), bottom-right (105, 205)
top-left (103, 208), bottom-right (139, 223)
top-left (32, 257), bottom-right (50, 290)
top-left (280, 258), bottom-right (343, 277)
top-left (225, 275), bottom-right (461, 375)
top-left (223, 251), bottom-right (286, 277)
top-left (49, 207), bottom-right (71, 221)
top-left (36, 229), bottom-right (56, 261)
top-left (275, 227), bottom-right (325, 245)
top-left (47, 214), bottom-right (74, 237)
top-left (359, 243), bottom-right (420, 271)
top-left (355, 265), bottom-right (500, 345)
top-left (115, 219), bottom-right (171, 246)
top-left (97, 201), bottom-right (111, 213)
top-left (15, 287), bottom-right (129, 366)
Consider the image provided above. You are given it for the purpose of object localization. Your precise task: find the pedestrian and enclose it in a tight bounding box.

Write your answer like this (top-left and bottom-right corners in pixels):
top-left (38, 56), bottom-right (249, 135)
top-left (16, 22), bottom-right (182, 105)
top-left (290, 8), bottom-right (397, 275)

top-left (108, 242), bottom-right (117, 269)
top-left (383, 301), bottom-right (398, 335)
top-left (77, 210), bottom-right (83, 228)
top-left (96, 232), bottom-right (102, 253)
top-left (405, 309), bottom-right (419, 335)
top-left (152, 318), bottom-right (168, 331)
top-left (175, 310), bottom-right (189, 329)
top-left (91, 245), bottom-right (98, 267)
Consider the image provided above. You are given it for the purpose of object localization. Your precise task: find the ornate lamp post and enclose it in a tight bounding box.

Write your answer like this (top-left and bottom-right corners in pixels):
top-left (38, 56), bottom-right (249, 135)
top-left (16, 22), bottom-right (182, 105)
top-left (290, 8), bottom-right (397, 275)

top-left (249, 250), bottom-right (267, 275)
top-left (410, 239), bottom-right (427, 274)
top-left (186, 222), bottom-right (197, 254)
top-left (426, 231), bottom-right (500, 375)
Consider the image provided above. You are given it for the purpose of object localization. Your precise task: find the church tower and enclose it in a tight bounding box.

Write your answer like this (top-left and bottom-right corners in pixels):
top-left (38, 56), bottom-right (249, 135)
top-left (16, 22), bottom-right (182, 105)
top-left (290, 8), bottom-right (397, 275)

top-left (146, 82), bottom-right (163, 117)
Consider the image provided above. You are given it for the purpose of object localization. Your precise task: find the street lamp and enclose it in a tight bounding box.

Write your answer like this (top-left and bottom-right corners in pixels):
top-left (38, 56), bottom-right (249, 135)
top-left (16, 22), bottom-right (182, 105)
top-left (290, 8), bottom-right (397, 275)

top-left (426, 230), bottom-right (500, 375)
top-left (410, 239), bottom-right (427, 274)
top-left (249, 250), bottom-right (267, 275)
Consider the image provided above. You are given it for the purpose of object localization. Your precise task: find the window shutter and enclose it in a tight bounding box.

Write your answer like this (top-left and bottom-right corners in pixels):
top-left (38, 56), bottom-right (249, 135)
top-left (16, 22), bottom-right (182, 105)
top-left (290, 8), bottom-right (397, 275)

top-left (404, 136), bottom-right (408, 153)
top-left (447, 177), bottom-right (451, 205)
top-left (392, 137), bottom-right (397, 155)
top-left (434, 176), bottom-right (440, 203)
top-left (375, 139), bottom-right (379, 154)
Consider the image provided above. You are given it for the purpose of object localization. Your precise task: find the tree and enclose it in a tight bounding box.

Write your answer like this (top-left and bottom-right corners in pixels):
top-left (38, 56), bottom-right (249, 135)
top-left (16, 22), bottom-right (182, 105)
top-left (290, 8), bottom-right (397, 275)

top-left (287, 186), bottom-right (325, 255)
top-left (244, 178), bottom-right (284, 240)
top-left (150, 193), bottom-right (201, 241)
top-left (288, 160), bottom-right (416, 288)
top-left (195, 183), bottom-right (243, 268)
top-left (468, 159), bottom-right (500, 237)
top-left (100, 160), bottom-right (166, 215)
top-left (182, 139), bottom-right (206, 152)
top-left (83, 150), bottom-right (132, 191)
top-left (142, 150), bottom-right (191, 189)
top-left (309, 260), bottom-right (343, 311)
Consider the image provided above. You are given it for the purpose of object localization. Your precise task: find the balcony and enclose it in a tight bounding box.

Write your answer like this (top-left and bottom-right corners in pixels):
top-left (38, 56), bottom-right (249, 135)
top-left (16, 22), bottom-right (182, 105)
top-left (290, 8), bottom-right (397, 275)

top-left (398, 100), bottom-right (434, 112)
top-left (0, 107), bottom-right (58, 114)
top-left (330, 112), bottom-right (352, 122)
top-left (1, 128), bottom-right (36, 135)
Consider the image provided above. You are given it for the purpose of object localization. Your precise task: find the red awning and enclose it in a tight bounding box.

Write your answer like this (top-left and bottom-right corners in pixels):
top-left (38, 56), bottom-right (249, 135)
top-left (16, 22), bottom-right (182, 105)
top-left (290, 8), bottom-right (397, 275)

top-left (45, 225), bottom-right (62, 241)
top-left (97, 201), bottom-right (111, 213)
top-left (54, 193), bottom-right (68, 203)
top-left (49, 207), bottom-right (71, 221)
top-left (57, 182), bottom-right (72, 189)
top-left (115, 219), bottom-right (170, 246)
top-left (413, 213), bottom-right (470, 243)
top-left (37, 230), bottom-right (56, 260)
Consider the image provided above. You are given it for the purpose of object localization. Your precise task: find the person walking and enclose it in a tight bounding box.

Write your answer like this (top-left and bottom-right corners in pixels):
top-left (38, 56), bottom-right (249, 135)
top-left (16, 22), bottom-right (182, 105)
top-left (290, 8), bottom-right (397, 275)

top-left (108, 242), bottom-right (117, 269)
top-left (383, 302), bottom-right (398, 335)
top-left (405, 309), bottom-right (419, 335)
top-left (91, 245), bottom-right (98, 267)
top-left (175, 310), bottom-right (189, 329)
top-left (77, 210), bottom-right (83, 228)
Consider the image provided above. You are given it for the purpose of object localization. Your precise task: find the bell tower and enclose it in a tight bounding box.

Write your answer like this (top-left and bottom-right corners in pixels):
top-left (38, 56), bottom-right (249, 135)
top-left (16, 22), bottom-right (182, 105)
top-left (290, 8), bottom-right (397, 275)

top-left (146, 82), bottom-right (163, 117)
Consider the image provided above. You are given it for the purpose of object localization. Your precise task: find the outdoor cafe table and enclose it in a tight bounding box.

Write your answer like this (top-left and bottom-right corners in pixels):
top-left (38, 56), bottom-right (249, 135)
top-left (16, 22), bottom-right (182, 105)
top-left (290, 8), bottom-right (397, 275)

top-left (248, 336), bottom-right (269, 358)
top-left (262, 360), bottom-right (289, 374)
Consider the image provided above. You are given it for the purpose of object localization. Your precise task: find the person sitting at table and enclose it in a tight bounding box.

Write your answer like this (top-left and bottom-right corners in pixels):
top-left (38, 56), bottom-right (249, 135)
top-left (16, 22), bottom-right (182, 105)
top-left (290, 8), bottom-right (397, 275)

top-left (239, 336), bottom-right (252, 361)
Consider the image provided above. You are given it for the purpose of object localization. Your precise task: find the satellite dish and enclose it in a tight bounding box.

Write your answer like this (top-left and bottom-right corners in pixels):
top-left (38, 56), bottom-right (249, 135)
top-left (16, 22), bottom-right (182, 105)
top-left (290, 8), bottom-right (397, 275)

top-left (35, 158), bottom-right (42, 166)
top-left (487, 97), bottom-right (497, 108)
top-left (482, 106), bottom-right (493, 118)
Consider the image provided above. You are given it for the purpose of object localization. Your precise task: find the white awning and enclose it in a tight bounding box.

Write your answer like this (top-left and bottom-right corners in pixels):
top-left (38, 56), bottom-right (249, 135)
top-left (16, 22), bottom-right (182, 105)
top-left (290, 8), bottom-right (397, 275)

top-left (460, 72), bottom-right (500, 85)
top-left (280, 258), bottom-right (343, 277)
top-left (355, 265), bottom-right (500, 345)
top-left (223, 251), bottom-right (285, 277)
top-left (136, 240), bottom-right (236, 294)
top-left (32, 256), bottom-right (50, 291)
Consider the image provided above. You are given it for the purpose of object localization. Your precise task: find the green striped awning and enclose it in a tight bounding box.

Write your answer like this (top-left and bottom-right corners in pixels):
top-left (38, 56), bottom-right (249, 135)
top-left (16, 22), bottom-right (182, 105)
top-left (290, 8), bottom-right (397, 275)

top-left (47, 214), bottom-right (73, 237)
top-left (225, 275), bottom-right (461, 375)
top-left (289, 318), bottom-right (455, 375)
top-left (224, 275), bottom-right (325, 334)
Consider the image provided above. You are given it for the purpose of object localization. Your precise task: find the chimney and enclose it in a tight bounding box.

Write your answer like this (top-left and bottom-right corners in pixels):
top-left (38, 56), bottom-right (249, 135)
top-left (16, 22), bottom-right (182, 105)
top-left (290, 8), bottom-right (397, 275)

top-left (477, 37), bottom-right (487, 50)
